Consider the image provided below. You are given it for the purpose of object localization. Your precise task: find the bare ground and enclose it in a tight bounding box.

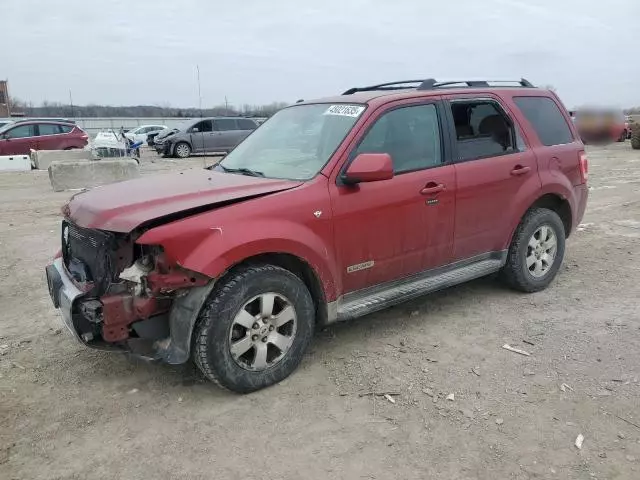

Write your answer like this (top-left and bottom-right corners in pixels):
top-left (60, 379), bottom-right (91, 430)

top-left (1, 145), bottom-right (639, 480)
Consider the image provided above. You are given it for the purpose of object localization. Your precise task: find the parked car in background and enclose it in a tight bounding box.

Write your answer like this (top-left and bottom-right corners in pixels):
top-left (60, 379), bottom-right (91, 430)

top-left (0, 120), bottom-right (88, 155)
top-left (46, 78), bottom-right (588, 392)
top-left (146, 130), bottom-right (166, 146)
top-left (125, 125), bottom-right (167, 144)
top-left (154, 117), bottom-right (258, 158)
top-left (575, 108), bottom-right (627, 143)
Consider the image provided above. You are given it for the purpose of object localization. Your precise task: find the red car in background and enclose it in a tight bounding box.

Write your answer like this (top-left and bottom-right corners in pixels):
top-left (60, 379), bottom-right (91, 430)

top-left (0, 120), bottom-right (88, 155)
top-left (575, 108), bottom-right (628, 144)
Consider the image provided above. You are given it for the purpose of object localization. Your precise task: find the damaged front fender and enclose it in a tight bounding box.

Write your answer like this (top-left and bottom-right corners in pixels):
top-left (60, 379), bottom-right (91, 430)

top-left (155, 280), bottom-right (216, 364)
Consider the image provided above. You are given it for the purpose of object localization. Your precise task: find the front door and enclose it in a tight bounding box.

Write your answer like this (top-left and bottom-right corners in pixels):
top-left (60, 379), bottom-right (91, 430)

top-left (329, 101), bottom-right (456, 294)
top-left (189, 120), bottom-right (214, 153)
top-left (0, 123), bottom-right (37, 155)
top-left (444, 95), bottom-right (541, 260)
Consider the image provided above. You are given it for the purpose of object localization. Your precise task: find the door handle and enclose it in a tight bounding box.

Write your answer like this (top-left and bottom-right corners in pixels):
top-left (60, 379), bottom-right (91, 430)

top-left (510, 165), bottom-right (531, 176)
top-left (420, 182), bottom-right (445, 195)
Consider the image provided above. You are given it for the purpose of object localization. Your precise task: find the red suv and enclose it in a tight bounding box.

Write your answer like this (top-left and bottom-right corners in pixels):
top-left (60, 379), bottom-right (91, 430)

top-left (0, 120), bottom-right (88, 155)
top-left (45, 78), bottom-right (588, 392)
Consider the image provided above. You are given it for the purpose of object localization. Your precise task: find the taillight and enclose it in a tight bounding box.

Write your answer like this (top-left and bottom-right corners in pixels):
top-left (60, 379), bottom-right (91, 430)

top-left (579, 151), bottom-right (588, 183)
top-left (81, 134), bottom-right (88, 140)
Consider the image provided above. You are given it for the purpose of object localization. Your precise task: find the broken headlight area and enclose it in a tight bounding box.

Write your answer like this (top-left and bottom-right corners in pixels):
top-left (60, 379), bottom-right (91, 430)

top-left (64, 231), bottom-right (210, 357)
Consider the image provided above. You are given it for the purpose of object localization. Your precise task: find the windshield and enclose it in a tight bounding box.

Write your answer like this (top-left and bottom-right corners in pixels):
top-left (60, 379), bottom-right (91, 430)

top-left (0, 122), bottom-right (14, 133)
top-left (218, 103), bottom-right (365, 180)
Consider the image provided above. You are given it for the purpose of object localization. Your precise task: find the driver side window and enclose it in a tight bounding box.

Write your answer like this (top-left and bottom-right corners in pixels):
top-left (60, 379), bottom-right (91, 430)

top-left (353, 104), bottom-right (442, 173)
top-left (191, 120), bottom-right (213, 133)
top-left (6, 124), bottom-right (36, 139)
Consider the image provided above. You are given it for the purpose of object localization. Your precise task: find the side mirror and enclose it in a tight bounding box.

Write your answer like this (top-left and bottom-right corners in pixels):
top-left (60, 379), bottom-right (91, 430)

top-left (192, 127), bottom-right (200, 133)
top-left (342, 153), bottom-right (393, 184)
top-left (1, 134), bottom-right (9, 140)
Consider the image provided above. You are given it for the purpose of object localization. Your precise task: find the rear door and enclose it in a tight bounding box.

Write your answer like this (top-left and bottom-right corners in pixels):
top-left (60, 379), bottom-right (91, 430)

top-left (0, 123), bottom-right (38, 155)
top-left (329, 99), bottom-right (456, 293)
top-left (445, 95), bottom-right (540, 260)
top-left (36, 123), bottom-right (64, 150)
top-left (212, 119), bottom-right (241, 151)
top-left (236, 118), bottom-right (258, 145)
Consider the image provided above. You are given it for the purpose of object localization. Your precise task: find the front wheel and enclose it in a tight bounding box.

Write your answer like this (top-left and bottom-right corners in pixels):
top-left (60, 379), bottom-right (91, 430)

top-left (174, 142), bottom-right (191, 158)
top-left (501, 208), bottom-right (566, 293)
top-left (193, 265), bottom-right (315, 393)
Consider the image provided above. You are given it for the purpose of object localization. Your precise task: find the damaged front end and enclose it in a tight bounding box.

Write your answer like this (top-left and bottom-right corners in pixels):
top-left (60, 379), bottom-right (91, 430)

top-left (46, 220), bottom-right (212, 363)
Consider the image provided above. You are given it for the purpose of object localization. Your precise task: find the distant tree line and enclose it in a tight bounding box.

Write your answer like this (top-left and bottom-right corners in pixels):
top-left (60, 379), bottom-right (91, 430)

top-left (9, 98), bottom-right (289, 118)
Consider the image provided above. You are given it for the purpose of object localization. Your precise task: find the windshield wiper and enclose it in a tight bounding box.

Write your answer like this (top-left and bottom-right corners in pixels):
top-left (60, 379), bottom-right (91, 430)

top-left (218, 165), bottom-right (265, 177)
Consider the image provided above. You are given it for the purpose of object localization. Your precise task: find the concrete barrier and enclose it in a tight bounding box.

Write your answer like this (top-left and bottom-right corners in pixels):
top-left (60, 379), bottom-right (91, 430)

top-left (0, 154), bottom-right (31, 172)
top-left (48, 159), bottom-right (140, 192)
top-left (31, 149), bottom-right (92, 170)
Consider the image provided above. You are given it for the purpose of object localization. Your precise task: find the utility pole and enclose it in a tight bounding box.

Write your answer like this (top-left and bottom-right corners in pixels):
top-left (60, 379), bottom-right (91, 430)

top-left (224, 95), bottom-right (229, 113)
top-left (69, 89), bottom-right (74, 118)
top-left (196, 65), bottom-right (202, 118)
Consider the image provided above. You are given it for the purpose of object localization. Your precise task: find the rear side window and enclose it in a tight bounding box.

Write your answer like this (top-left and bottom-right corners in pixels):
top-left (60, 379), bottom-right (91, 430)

top-left (59, 124), bottom-right (73, 133)
top-left (38, 123), bottom-right (61, 135)
top-left (449, 100), bottom-right (517, 161)
top-left (238, 119), bottom-right (257, 130)
top-left (214, 119), bottom-right (238, 131)
top-left (514, 96), bottom-right (574, 146)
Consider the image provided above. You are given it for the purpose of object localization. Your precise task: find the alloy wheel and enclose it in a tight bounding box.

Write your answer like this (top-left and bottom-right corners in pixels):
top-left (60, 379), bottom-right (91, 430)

top-left (526, 225), bottom-right (558, 278)
top-left (228, 293), bottom-right (297, 371)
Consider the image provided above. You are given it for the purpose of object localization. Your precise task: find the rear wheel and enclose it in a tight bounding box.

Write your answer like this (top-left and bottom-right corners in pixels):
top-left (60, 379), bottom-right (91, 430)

top-left (193, 265), bottom-right (315, 393)
top-left (501, 208), bottom-right (566, 293)
top-left (174, 142), bottom-right (191, 158)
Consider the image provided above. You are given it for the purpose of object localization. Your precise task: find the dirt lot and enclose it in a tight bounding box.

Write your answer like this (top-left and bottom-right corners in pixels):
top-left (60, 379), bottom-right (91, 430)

top-left (1, 145), bottom-right (639, 479)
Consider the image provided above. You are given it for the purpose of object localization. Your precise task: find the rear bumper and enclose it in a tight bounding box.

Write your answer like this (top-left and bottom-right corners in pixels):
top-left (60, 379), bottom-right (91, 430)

top-left (574, 183), bottom-right (589, 231)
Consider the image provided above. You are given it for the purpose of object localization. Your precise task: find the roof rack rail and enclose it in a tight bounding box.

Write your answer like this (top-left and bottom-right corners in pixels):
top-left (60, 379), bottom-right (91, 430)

top-left (341, 78), bottom-right (534, 95)
top-left (417, 78), bottom-right (534, 90)
top-left (342, 79), bottom-right (435, 95)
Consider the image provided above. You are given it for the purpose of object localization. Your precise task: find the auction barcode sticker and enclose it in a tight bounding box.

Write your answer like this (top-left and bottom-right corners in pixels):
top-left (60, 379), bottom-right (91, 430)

top-left (324, 105), bottom-right (365, 117)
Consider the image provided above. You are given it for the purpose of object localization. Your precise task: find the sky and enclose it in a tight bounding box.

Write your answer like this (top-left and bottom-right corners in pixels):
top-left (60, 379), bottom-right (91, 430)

top-left (3, 0), bottom-right (640, 109)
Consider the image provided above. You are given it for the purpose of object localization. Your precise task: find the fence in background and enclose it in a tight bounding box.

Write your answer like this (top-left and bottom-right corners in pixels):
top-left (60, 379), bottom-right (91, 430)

top-left (66, 117), bottom-right (266, 137)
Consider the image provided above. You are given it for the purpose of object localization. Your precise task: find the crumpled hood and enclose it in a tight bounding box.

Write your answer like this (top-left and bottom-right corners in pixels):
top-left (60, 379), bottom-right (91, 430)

top-left (66, 168), bottom-right (302, 233)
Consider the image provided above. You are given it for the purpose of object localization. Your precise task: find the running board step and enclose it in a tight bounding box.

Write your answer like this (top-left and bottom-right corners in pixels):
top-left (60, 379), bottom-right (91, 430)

top-left (336, 256), bottom-right (505, 321)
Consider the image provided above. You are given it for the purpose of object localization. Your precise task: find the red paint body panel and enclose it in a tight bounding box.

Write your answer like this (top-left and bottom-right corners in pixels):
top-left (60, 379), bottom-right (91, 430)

top-left (66, 169), bottom-right (302, 232)
top-left (136, 175), bottom-right (341, 301)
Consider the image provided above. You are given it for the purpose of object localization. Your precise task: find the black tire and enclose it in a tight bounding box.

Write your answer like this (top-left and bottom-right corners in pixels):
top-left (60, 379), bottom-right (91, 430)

top-left (193, 264), bottom-right (315, 393)
top-left (631, 127), bottom-right (640, 150)
top-left (501, 208), bottom-right (566, 293)
top-left (174, 142), bottom-right (191, 158)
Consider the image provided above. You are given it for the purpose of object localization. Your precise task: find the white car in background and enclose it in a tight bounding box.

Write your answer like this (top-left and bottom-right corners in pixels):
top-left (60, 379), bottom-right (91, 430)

top-left (124, 125), bottom-right (167, 144)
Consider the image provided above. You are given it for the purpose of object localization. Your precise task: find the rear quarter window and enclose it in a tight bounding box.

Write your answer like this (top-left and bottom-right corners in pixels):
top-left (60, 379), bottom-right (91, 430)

top-left (59, 124), bottom-right (73, 133)
top-left (238, 119), bottom-right (257, 130)
top-left (513, 96), bottom-right (574, 146)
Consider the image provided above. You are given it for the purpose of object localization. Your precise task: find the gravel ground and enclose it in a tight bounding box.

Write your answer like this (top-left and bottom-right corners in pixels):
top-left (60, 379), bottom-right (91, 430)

top-left (1, 145), bottom-right (639, 480)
